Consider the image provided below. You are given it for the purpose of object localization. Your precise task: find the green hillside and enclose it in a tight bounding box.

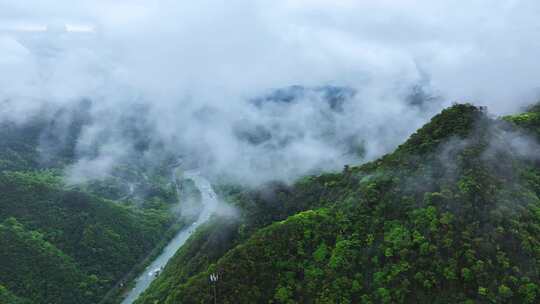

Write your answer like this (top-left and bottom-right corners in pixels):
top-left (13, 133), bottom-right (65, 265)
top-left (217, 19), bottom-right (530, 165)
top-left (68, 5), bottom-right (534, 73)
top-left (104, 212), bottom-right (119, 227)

top-left (0, 119), bottom-right (181, 303)
top-left (137, 104), bottom-right (540, 303)
top-left (0, 170), bottom-right (175, 303)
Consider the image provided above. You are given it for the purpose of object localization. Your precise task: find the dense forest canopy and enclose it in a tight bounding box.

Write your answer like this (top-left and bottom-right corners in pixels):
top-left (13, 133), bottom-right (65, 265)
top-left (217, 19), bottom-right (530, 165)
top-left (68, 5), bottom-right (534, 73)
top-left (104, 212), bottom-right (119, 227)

top-left (2, 2), bottom-right (540, 304)
top-left (0, 101), bottom-right (539, 304)
top-left (0, 119), bottom-right (182, 303)
top-left (136, 103), bottom-right (540, 304)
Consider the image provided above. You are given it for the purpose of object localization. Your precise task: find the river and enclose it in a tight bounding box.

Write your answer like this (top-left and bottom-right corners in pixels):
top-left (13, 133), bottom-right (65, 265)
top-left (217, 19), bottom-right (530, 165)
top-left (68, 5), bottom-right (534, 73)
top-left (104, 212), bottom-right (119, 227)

top-left (120, 169), bottom-right (218, 304)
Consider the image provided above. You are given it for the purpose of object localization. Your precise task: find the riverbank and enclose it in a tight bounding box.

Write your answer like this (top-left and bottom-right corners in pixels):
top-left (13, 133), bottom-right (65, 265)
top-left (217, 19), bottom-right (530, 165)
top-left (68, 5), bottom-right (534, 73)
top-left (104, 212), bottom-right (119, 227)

top-left (98, 218), bottom-right (190, 304)
top-left (117, 170), bottom-right (219, 304)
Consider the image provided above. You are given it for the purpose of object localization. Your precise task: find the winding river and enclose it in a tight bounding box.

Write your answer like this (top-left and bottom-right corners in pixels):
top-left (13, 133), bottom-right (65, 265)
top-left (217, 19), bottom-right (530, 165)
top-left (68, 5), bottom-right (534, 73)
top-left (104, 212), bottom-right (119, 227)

top-left (120, 169), bottom-right (218, 304)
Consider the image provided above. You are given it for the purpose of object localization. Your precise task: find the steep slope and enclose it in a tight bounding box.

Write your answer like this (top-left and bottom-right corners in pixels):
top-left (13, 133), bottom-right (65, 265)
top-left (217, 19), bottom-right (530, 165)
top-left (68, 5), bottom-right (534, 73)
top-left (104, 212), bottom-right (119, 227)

top-left (0, 217), bottom-right (95, 303)
top-left (136, 169), bottom-right (349, 304)
top-left (0, 170), bottom-right (175, 303)
top-left (0, 109), bottom-right (187, 303)
top-left (139, 104), bottom-right (540, 303)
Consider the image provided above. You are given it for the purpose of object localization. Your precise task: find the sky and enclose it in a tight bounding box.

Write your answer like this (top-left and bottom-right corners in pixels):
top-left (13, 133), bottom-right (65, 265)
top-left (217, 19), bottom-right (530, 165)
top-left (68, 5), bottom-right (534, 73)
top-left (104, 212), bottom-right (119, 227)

top-left (1, 0), bottom-right (539, 184)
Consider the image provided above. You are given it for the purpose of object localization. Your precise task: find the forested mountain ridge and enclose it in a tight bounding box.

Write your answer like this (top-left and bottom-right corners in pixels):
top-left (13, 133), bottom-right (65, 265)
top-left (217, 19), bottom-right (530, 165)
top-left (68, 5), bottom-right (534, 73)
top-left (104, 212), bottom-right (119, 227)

top-left (0, 114), bottom-right (182, 304)
top-left (3, 1), bottom-right (540, 303)
top-left (138, 103), bottom-right (540, 303)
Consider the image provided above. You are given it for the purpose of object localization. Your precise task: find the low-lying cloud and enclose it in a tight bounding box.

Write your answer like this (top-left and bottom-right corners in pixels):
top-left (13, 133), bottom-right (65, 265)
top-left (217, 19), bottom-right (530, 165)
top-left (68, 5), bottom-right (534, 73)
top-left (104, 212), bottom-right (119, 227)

top-left (1, 0), bottom-right (539, 185)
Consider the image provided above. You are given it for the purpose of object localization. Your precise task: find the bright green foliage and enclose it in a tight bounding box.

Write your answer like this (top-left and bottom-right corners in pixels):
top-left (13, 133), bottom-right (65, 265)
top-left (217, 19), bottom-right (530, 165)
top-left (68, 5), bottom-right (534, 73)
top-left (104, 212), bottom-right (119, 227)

top-left (313, 242), bottom-right (329, 263)
top-left (138, 104), bottom-right (540, 304)
top-left (503, 102), bottom-right (540, 139)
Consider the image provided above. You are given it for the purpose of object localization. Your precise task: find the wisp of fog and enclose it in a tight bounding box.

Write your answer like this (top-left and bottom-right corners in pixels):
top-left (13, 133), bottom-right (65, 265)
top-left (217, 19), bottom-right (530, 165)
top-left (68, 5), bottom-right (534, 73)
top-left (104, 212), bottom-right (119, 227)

top-left (1, 0), bottom-right (540, 185)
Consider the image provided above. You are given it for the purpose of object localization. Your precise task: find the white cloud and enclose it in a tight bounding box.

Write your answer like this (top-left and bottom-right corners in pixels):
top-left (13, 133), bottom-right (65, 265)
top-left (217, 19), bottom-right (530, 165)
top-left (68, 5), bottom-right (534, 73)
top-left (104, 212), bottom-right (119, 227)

top-left (0, 0), bottom-right (539, 184)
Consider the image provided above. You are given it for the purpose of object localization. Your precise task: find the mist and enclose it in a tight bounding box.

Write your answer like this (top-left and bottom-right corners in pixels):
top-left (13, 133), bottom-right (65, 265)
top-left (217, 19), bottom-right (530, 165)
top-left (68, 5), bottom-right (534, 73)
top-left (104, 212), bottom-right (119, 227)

top-left (1, 0), bottom-right (540, 185)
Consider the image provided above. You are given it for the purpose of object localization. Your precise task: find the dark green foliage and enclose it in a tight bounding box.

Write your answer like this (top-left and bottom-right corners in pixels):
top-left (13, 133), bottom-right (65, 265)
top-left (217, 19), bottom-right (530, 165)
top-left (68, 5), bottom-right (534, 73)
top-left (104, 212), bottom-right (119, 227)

top-left (0, 122), bottom-right (42, 172)
top-left (0, 284), bottom-right (32, 304)
top-left (0, 170), bottom-right (174, 303)
top-left (0, 116), bottom-right (187, 303)
top-left (0, 101), bottom-right (92, 171)
top-left (139, 104), bottom-right (540, 304)
top-left (0, 217), bottom-right (97, 303)
top-left (0, 105), bottom-right (209, 304)
top-left (396, 103), bottom-right (484, 155)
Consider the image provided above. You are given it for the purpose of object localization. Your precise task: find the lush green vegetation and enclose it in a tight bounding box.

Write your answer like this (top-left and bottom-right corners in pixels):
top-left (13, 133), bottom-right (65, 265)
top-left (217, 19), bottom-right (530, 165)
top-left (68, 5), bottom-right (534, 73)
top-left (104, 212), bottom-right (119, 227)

top-left (0, 217), bottom-right (97, 303)
top-left (0, 170), bottom-right (175, 303)
top-left (138, 104), bottom-right (540, 303)
top-left (0, 122), bottom-right (43, 172)
top-left (0, 284), bottom-right (31, 304)
top-left (134, 217), bottom-right (241, 304)
top-left (503, 103), bottom-right (540, 139)
top-left (2, 103), bottom-right (539, 303)
top-left (0, 117), bottom-right (183, 303)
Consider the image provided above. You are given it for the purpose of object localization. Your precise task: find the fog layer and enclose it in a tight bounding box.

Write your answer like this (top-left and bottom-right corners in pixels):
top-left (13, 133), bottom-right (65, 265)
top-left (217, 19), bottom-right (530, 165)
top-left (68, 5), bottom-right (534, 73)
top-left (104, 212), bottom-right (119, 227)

top-left (1, 0), bottom-right (539, 184)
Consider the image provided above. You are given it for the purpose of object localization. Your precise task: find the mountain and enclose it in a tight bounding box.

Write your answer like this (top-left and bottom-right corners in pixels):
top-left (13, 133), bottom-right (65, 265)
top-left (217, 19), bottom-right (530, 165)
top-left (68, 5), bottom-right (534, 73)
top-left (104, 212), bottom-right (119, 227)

top-left (0, 114), bottom-right (182, 304)
top-left (0, 171), bottom-right (176, 303)
top-left (137, 103), bottom-right (540, 303)
top-left (252, 85), bottom-right (356, 112)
